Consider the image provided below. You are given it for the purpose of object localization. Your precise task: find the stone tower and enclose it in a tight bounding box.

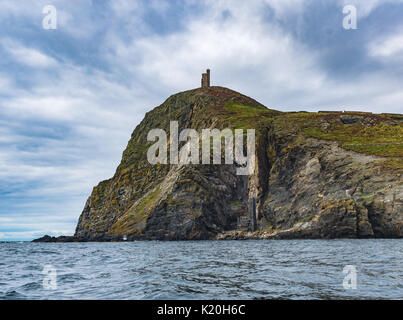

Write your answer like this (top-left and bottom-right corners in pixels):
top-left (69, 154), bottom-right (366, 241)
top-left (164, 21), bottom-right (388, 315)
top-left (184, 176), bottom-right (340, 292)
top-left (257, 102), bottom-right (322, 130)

top-left (201, 69), bottom-right (210, 88)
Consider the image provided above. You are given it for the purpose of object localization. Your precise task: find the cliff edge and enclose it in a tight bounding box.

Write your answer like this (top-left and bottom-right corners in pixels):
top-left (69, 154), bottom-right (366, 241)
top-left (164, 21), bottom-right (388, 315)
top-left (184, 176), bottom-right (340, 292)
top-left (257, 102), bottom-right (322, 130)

top-left (34, 86), bottom-right (403, 241)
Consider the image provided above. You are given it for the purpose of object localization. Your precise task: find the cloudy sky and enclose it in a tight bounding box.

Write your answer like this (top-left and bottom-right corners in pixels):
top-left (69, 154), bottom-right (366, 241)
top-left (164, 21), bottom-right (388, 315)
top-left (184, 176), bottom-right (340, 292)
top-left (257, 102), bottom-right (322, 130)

top-left (0, 0), bottom-right (402, 241)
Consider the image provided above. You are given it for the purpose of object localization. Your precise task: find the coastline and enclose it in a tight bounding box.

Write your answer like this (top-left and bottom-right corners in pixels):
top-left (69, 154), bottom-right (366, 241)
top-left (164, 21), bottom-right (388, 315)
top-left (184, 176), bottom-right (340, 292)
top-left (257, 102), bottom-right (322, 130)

top-left (32, 231), bottom-right (403, 242)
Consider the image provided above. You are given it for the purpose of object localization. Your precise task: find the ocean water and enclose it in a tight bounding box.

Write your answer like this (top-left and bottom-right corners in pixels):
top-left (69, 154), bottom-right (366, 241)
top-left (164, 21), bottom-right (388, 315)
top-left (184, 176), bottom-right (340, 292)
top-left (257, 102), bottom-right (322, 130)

top-left (0, 240), bottom-right (402, 300)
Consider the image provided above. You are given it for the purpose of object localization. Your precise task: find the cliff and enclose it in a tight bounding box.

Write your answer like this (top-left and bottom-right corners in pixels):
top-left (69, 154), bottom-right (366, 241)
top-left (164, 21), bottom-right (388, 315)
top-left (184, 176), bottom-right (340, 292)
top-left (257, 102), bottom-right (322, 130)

top-left (34, 86), bottom-right (403, 242)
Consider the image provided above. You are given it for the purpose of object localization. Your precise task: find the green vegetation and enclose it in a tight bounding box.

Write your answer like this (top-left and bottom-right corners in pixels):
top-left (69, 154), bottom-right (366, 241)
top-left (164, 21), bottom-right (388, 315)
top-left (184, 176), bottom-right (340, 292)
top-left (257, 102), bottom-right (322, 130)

top-left (132, 187), bottom-right (161, 221)
top-left (93, 179), bottom-right (111, 207)
top-left (222, 100), bottom-right (279, 129)
top-left (272, 111), bottom-right (403, 169)
top-left (380, 159), bottom-right (403, 170)
top-left (110, 187), bottom-right (161, 234)
top-left (304, 122), bottom-right (402, 146)
top-left (264, 220), bottom-right (273, 229)
top-left (343, 144), bottom-right (403, 158)
top-left (122, 142), bottom-right (150, 161)
top-left (230, 201), bottom-right (243, 206)
top-left (303, 215), bottom-right (315, 222)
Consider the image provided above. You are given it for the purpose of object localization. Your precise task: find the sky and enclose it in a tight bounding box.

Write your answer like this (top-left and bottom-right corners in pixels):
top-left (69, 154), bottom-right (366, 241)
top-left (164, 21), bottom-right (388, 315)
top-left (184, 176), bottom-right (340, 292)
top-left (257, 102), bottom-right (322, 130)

top-left (0, 0), bottom-right (402, 241)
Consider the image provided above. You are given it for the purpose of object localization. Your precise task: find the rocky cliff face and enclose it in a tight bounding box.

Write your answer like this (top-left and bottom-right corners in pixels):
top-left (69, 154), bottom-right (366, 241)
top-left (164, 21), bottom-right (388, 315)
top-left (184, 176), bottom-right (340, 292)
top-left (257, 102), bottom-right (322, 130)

top-left (70, 87), bottom-right (402, 241)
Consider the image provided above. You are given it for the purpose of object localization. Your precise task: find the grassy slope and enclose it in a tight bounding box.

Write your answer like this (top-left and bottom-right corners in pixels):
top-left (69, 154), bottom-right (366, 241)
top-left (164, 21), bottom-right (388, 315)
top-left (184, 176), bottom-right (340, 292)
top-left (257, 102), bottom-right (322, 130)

top-left (216, 101), bottom-right (402, 169)
top-left (286, 112), bottom-right (402, 169)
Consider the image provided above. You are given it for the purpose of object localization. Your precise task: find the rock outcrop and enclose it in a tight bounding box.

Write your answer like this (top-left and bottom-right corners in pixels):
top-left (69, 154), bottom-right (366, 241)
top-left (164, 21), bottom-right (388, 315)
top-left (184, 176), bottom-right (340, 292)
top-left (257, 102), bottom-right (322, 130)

top-left (34, 86), bottom-right (403, 241)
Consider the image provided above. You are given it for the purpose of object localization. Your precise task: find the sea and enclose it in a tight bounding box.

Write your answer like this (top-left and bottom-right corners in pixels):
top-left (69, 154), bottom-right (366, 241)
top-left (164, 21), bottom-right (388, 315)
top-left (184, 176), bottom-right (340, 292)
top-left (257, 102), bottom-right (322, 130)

top-left (0, 239), bottom-right (402, 300)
